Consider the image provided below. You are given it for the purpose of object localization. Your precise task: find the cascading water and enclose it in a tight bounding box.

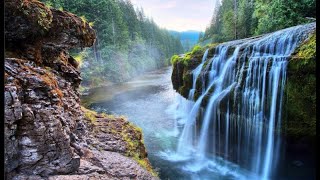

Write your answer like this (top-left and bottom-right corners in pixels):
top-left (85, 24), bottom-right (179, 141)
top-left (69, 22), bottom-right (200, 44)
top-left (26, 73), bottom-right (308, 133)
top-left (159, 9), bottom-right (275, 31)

top-left (163, 23), bottom-right (315, 179)
top-left (188, 49), bottom-right (209, 99)
top-left (176, 49), bottom-right (210, 156)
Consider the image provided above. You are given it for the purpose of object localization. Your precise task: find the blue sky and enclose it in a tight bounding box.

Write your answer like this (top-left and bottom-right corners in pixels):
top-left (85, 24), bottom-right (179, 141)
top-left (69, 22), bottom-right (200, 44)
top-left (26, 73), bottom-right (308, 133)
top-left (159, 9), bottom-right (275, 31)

top-left (131, 0), bottom-right (216, 32)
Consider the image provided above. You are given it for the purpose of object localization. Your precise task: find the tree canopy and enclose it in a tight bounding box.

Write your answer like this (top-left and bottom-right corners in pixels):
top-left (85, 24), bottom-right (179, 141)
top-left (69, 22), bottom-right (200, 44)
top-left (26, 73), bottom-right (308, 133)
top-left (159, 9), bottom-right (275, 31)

top-left (199, 0), bottom-right (316, 43)
top-left (42, 0), bottom-right (184, 85)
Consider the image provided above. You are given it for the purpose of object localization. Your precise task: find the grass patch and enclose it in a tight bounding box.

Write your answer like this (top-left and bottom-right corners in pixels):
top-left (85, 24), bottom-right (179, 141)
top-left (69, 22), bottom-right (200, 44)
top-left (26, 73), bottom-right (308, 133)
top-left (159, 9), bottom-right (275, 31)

top-left (81, 106), bottom-right (98, 123)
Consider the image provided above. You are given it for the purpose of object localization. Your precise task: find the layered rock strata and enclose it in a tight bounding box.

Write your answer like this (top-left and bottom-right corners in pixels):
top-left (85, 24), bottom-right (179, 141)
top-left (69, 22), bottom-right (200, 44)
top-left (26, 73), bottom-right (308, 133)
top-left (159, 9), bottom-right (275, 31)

top-left (5, 0), bottom-right (157, 179)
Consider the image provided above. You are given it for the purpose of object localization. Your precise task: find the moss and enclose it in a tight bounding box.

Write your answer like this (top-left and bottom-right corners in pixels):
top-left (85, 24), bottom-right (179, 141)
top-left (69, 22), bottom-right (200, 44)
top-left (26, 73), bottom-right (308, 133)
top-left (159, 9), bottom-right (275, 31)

top-left (44, 1), bottom-right (53, 8)
top-left (183, 45), bottom-right (205, 65)
top-left (21, 0), bottom-right (53, 30)
top-left (118, 120), bottom-right (158, 177)
top-left (171, 45), bottom-right (205, 66)
top-left (135, 157), bottom-right (158, 177)
top-left (190, 44), bottom-right (204, 55)
top-left (205, 43), bottom-right (220, 49)
top-left (294, 33), bottom-right (316, 59)
top-left (73, 53), bottom-right (85, 67)
top-left (283, 74), bottom-right (316, 137)
top-left (96, 114), bottom-right (157, 177)
top-left (171, 44), bottom-right (210, 99)
top-left (182, 53), bottom-right (192, 65)
top-left (170, 54), bottom-right (181, 64)
top-left (283, 32), bottom-right (316, 138)
top-left (80, 15), bottom-right (88, 25)
top-left (81, 106), bottom-right (98, 123)
top-left (20, 60), bottom-right (64, 100)
top-left (88, 21), bottom-right (95, 27)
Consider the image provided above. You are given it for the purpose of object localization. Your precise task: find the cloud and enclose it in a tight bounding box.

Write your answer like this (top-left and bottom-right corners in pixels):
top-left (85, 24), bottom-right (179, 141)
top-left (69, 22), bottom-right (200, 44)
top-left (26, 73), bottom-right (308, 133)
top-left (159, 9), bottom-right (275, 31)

top-left (156, 1), bottom-right (177, 9)
top-left (131, 0), bottom-right (214, 31)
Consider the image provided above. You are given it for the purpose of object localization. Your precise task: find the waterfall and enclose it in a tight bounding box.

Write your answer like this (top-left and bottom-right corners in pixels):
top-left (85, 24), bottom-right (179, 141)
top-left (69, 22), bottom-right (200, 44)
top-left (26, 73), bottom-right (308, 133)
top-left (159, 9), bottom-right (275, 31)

top-left (170, 23), bottom-right (315, 179)
top-left (189, 49), bottom-right (209, 99)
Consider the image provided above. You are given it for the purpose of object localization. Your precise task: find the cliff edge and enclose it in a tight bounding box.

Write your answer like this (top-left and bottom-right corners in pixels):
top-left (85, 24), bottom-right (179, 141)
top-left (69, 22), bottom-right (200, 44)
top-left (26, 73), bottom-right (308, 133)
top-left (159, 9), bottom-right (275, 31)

top-left (5, 0), bottom-right (158, 179)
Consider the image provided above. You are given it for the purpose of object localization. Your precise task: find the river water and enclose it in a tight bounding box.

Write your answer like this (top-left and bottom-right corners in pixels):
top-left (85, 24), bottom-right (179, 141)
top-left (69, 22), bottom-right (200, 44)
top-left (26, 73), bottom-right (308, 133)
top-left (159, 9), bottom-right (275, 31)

top-left (84, 66), bottom-right (315, 180)
top-left (84, 67), bottom-right (245, 179)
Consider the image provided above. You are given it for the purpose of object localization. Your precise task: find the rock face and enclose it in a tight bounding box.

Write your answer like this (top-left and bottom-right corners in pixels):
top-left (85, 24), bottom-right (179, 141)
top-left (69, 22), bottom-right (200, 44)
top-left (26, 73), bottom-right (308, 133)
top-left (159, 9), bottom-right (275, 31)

top-left (5, 58), bottom-right (83, 177)
top-left (284, 33), bottom-right (316, 138)
top-left (5, 0), bottom-right (157, 179)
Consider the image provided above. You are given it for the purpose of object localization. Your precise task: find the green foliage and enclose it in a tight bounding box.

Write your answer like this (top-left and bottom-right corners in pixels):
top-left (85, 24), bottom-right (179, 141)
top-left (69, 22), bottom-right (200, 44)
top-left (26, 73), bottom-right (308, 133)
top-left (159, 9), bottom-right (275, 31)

top-left (200, 0), bottom-right (315, 44)
top-left (190, 45), bottom-right (204, 55)
top-left (41, 0), bottom-right (184, 86)
top-left (44, 1), bottom-right (53, 8)
top-left (72, 50), bottom-right (89, 67)
top-left (170, 45), bottom-right (205, 66)
top-left (170, 55), bottom-right (181, 64)
top-left (182, 53), bottom-right (192, 65)
top-left (171, 53), bottom-right (191, 66)
top-left (253, 0), bottom-right (315, 35)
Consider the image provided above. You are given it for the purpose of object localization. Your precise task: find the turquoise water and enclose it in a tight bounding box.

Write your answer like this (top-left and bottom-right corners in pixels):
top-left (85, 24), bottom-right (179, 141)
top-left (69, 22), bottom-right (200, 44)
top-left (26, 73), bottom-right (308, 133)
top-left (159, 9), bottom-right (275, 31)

top-left (87, 67), bottom-right (315, 180)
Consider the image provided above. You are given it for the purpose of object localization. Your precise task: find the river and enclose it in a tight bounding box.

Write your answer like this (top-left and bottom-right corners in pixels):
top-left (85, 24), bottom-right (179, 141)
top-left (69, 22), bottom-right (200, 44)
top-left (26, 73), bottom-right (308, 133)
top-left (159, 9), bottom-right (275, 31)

top-left (82, 67), bottom-right (247, 179)
top-left (82, 66), bottom-right (315, 180)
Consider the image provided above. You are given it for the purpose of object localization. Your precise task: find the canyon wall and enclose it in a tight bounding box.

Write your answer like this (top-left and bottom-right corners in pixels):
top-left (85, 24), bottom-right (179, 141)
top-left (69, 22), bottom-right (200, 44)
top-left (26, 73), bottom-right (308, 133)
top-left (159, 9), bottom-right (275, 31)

top-left (5, 0), bottom-right (157, 179)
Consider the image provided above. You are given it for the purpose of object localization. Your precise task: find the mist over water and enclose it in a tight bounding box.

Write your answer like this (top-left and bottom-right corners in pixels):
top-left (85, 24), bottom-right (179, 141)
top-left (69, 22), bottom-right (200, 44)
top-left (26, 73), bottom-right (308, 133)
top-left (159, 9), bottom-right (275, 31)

top-left (86, 67), bottom-right (244, 179)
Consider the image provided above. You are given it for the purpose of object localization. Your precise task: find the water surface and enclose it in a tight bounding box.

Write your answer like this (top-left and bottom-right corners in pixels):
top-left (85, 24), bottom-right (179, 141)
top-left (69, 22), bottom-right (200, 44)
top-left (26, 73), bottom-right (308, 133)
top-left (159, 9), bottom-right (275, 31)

top-left (84, 66), bottom-right (314, 180)
top-left (86, 67), bottom-right (244, 179)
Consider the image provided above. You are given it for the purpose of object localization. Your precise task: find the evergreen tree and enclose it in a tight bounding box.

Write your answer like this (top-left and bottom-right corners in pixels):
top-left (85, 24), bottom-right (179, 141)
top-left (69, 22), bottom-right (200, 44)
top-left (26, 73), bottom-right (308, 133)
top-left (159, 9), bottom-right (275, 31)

top-left (200, 0), bottom-right (315, 43)
top-left (41, 0), bottom-right (184, 84)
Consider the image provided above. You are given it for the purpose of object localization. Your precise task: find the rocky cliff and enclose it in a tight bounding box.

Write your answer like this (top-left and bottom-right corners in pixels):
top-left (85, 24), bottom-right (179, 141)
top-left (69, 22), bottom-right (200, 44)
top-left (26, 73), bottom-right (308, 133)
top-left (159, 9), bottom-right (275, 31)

top-left (5, 0), bottom-right (157, 179)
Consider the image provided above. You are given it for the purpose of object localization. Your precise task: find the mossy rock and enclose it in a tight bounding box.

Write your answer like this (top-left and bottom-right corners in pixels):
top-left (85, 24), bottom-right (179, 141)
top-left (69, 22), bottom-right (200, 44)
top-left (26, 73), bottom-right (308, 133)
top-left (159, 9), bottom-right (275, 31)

top-left (282, 32), bottom-right (316, 138)
top-left (19, 0), bottom-right (53, 31)
top-left (81, 107), bottom-right (158, 177)
top-left (170, 45), bottom-right (206, 66)
top-left (205, 43), bottom-right (220, 58)
top-left (293, 33), bottom-right (316, 59)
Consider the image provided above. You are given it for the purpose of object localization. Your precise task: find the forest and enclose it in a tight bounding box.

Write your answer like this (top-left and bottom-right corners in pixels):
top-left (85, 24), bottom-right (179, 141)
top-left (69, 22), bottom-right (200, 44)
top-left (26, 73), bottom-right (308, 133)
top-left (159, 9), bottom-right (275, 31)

top-left (199, 0), bottom-right (316, 43)
top-left (41, 0), bottom-right (184, 87)
top-left (40, 0), bottom-right (316, 88)
top-left (4, 0), bottom-right (316, 179)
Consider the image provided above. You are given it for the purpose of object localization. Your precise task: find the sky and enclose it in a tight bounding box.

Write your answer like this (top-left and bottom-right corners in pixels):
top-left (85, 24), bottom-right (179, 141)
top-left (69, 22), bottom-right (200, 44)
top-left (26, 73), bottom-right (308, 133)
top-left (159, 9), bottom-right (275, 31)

top-left (131, 0), bottom-right (216, 32)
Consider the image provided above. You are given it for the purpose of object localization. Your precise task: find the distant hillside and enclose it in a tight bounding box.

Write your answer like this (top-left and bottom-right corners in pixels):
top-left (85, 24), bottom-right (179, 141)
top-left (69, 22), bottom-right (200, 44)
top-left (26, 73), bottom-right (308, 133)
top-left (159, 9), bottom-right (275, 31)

top-left (169, 30), bottom-right (202, 52)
